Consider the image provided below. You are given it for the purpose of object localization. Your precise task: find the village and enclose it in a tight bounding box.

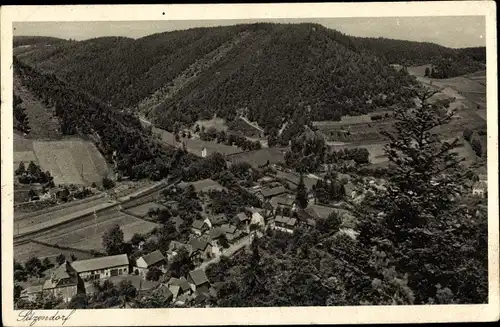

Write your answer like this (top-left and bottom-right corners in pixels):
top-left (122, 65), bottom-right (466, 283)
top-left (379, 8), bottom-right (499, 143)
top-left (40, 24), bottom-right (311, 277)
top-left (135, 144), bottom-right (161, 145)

top-left (18, 146), bottom-right (488, 308)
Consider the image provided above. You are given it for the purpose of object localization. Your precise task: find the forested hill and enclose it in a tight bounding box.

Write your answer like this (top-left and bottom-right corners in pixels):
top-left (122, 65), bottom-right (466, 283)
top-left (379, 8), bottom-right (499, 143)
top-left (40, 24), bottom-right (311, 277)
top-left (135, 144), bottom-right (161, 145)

top-left (13, 57), bottom-right (198, 180)
top-left (14, 23), bottom-right (483, 132)
top-left (352, 37), bottom-right (486, 77)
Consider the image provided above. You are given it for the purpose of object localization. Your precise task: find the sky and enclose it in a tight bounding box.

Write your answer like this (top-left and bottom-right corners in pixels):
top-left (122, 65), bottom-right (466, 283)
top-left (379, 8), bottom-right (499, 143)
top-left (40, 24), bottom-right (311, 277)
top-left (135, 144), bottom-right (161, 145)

top-left (13, 16), bottom-right (486, 49)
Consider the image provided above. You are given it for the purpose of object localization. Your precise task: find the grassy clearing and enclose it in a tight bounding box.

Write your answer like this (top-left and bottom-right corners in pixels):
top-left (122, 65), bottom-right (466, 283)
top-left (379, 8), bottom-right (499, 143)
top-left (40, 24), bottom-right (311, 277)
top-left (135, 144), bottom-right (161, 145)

top-left (126, 202), bottom-right (166, 217)
top-left (32, 138), bottom-right (109, 186)
top-left (153, 125), bottom-right (242, 156)
top-left (14, 241), bottom-right (94, 263)
top-left (195, 117), bottom-right (229, 132)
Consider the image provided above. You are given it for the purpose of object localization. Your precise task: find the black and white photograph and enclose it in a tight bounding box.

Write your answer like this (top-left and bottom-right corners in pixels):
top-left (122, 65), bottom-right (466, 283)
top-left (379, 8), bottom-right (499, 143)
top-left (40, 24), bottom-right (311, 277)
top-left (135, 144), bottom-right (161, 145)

top-left (1, 2), bottom-right (498, 326)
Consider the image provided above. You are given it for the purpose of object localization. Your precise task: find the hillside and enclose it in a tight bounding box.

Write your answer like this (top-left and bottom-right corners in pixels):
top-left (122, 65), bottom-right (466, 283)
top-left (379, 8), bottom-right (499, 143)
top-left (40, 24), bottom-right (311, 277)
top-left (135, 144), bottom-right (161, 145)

top-left (15, 23), bottom-right (419, 134)
top-left (352, 37), bottom-right (485, 78)
top-left (13, 57), bottom-right (198, 181)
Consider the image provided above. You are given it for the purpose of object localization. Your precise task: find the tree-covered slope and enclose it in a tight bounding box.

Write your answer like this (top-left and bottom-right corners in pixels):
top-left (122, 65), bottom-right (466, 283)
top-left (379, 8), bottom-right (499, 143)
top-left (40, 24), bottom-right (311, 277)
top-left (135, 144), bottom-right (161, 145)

top-left (13, 57), bottom-right (197, 180)
top-left (352, 37), bottom-right (486, 78)
top-left (16, 23), bottom-right (485, 133)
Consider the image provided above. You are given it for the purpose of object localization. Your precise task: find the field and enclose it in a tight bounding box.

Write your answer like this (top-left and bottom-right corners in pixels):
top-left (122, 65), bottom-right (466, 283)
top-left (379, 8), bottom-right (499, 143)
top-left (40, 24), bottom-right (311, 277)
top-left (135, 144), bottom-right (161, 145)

top-left (14, 241), bottom-right (94, 264)
top-left (35, 210), bottom-right (159, 252)
top-left (125, 202), bottom-right (166, 217)
top-left (327, 142), bottom-right (388, 164)
top-left (227, 147), bottom-right (287, 168)
top-left (14, 133), bottom-right (109, 186)
top-left (152, 125), bottom-right (242, 156)
top-left (228, 116), bottom-right (265, 138)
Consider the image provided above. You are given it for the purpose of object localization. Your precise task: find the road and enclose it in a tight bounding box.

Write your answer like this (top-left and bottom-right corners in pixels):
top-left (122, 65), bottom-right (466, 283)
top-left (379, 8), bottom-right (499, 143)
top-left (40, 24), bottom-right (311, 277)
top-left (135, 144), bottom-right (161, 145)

top-left (199, 233), bottom-right (255, 270)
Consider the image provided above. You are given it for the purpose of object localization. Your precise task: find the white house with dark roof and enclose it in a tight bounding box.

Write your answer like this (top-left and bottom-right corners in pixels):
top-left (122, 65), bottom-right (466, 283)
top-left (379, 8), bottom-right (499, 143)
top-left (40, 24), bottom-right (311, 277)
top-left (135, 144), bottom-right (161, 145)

top-left (272, 215), bottom-right (297, 234)
top-left (71, 254), bottom-right (129, 281)
top-left (135, 250), bottom-right (167, 278)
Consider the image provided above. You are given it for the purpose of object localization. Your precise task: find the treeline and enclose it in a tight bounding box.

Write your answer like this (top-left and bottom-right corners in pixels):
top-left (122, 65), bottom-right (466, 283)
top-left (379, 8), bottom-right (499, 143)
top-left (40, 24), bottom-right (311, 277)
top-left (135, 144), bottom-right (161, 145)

top-left (13, 57), bottom-right (197, 180)
top-left (353, 37), bottom-right (485, 78)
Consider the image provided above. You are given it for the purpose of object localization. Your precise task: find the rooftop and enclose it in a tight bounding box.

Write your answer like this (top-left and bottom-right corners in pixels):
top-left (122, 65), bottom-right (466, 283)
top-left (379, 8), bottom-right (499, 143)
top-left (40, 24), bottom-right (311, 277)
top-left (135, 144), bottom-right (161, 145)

top-left (189, 238), bottom-right (210, 251)
top-left (71, 254), bottom-right (129, 273)
top-left (192, 219), bottom-right (206, 230)
top-left (259, 186), bottom-right (289, 198)
top-left (188, 269), bottom-right (210, 286)
top-left (140, 250), bottom-right (165, 267)
top-left (168, 277), bottom-right (191, 292)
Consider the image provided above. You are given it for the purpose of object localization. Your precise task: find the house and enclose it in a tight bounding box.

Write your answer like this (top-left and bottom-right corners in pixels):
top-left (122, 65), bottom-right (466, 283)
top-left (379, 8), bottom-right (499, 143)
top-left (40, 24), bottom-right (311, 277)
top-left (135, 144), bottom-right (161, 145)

top-left (41, 261), bottom-right (80, 303)
top-left (343, 182), bottom-right (357, 199)
top-left (107, 275), bottom-right (160, 296)
top-left (152, 284), bottom-right (174, 302)
top-left (189, 238), bottom-right (213, 261)
top-left (71, 254), bottom-right (129, 282)
top-left (472, 181), bottom-right (487, 197)
top-left (269, 194), bottom-right (296, 212)
top-left (247, 207), bottom-right (266, 228)
top-left (273, 215), bottom-right (297, 234)
top-left (191, 219), bottom-right (209, 235)
top-left (254, 186), bottom-right (290, 202)
top-left (220, 223), bottom-right (242, 242)
top-left (208, 214), bottom-right (228, 226)
top-left (167, 277), bottom-right (192, 296)
top-left (187, 269), bottom-right (211, 295)
top-left (235, 212), bottom-right (250, 230)
top-left (135, 250), bottom-right (167, 278)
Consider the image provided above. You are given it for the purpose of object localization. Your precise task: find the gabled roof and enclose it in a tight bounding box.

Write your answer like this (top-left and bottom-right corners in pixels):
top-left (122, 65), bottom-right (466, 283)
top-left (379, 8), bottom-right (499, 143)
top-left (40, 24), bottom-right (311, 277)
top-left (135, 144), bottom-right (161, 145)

top-left (188, 269), bottom-right (209, 286)
top-left (209, 228), bottom-right (224, 240)
top-left (220, 224), bottom-right (237, 234)
top-left (140, 250), bottom-right (166, 267)
top-left (209, 214), bottom-right (227, 226)
top-left (189, 238), bottom-right (210, 252)
top-left (192, 219), bottom-right (206, 230)
top-left (260, 186), bottom-right (289, 198)
top-left (71, 254), bottom-right (129, 273)
top-left (236, 212), bottom-right (249, 222)
top-left (168, 277), bottom-right (191, 292)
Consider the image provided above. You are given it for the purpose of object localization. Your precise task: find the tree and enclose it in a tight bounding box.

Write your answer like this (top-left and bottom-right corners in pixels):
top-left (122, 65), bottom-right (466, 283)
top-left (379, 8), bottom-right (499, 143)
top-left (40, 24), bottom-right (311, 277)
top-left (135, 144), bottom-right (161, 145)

top-left (471, 138), bottom-right (482, 157)
top-left (42, 257), bottom-right (54, 271)
top-left (102, 224), bottom-right (125, 255)
top-left (357, 87), bottom-right (487, 304)
top-left (55, 254), bottom-right (66, 266)
top-left (14, 261), bottom-right (28, 282)
top-left (169, 247), bottom-right (194, 278)
top-left (462, 128), bottom-right (473, 142)
top-left (146, 267), bottom-right (162, 281)
top-left (68, 293), bottom-right (89, 309)
top-left (70, 254), bottom-right (78, 262)
top-left (316, 211), bottom-right (342, 235)
top-left (15, 161), bottom-right (26, 175)
top-left (118, 280), bottom-right (137, 300)
top-left (102, 176), bottom-right (115, 190)
top-left (130, 233), bottom-right (145, 246)
top-left (424, 67), bottom-right (430, 77)
top-left (295, 174), bottom-right (309, 209)
top-left (24, 257), bottom-right (43, 277)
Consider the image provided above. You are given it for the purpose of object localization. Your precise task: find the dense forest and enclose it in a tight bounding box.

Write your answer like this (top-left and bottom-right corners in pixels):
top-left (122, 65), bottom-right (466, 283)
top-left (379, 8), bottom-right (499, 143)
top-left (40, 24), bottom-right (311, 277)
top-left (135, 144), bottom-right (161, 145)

top-left (15, 23), bottom-right (420, 133)
top-left (353, 37), bottom-right (485, 78)
top-left (13, 57), bottom-right (197, 180)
